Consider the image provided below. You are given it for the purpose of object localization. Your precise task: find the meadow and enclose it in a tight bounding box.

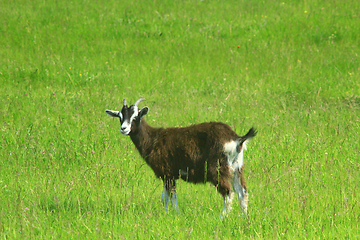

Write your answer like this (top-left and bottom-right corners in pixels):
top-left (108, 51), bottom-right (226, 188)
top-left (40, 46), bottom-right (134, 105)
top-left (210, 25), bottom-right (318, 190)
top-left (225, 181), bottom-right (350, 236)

top-left (0, 0), bottom-right (359, 238)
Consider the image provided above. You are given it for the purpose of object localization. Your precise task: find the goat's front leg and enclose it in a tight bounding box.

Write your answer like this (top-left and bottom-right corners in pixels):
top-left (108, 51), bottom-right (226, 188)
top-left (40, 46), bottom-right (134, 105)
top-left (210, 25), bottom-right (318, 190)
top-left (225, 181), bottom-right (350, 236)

top-left (170, 180), bottom-right (178, 209)
top-left (161, 179), bottom-right (177, 211)
top-left (161, 184), bottom-right (170, 211)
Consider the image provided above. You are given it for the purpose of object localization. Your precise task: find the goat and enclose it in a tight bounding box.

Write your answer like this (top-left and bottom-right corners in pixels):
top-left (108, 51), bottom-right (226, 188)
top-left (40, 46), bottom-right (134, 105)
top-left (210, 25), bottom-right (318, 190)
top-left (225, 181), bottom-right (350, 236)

top-left (105, 98), bottom-right (256, 216)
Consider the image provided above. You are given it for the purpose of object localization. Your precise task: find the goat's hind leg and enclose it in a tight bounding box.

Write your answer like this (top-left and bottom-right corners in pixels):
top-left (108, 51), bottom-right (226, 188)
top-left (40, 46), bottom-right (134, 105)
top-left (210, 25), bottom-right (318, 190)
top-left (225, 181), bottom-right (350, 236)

top-left (170, 180), bottom-right (178, 209)
top-left (233, 167), bottom-right (248, 214)
top-left (221, 190), bottom-right (234, 218)
top-left (216, 179), bottom-right (233, 218)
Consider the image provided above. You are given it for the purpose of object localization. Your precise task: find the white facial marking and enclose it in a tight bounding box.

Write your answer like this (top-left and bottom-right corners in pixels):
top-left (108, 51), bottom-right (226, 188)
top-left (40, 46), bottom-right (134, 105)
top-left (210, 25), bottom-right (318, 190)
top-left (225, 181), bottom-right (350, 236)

top-left (129, 106), bottom-right (139, 124)
top-left (120, 106), bottom-right (139, 135)
top-left (120, 120), bottom-right (131, 135)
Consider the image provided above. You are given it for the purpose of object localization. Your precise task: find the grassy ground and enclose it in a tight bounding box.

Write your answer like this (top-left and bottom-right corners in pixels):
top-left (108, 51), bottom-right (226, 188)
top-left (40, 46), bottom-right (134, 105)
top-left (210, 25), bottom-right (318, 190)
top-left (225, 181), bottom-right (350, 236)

top-left (1, 0), bottom-right (359, 238)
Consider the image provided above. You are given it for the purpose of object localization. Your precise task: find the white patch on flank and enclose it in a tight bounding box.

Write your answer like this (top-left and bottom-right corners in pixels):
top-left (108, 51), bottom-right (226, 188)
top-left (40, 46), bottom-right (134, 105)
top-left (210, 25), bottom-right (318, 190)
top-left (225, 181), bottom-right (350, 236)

top-left (242, 139), bottom-right (249, 151)
top-left (224, 139), bottom-right (250, 215)
top-left (224, 140), bottom-right (246, 171)
top-left (224, 141), bottom-right (237, 161)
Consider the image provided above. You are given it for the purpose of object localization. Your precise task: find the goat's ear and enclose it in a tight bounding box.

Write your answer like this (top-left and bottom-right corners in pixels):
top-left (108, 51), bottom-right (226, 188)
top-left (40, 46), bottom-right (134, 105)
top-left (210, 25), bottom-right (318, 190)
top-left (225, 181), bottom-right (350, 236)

top-left (105, 110), bottom-right (120, 117)
top-left (139, 107), bottom-right (149, 119)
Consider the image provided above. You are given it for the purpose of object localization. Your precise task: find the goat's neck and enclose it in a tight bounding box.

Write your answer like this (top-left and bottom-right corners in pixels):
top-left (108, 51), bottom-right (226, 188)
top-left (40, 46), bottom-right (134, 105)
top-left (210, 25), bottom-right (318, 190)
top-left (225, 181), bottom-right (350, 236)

top-left (129, 120), bottom-right (156, 158)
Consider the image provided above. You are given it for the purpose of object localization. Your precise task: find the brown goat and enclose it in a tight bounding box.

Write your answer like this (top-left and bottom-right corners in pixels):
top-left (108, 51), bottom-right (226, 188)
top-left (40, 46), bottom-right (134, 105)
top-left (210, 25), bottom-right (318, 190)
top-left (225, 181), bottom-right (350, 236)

top-left (106, 98), bottom-right (256, 216)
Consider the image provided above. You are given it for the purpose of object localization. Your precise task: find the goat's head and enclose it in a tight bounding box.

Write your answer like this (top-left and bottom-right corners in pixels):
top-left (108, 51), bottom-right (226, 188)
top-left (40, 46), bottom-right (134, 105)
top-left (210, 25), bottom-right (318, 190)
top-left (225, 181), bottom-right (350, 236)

top-left (105, 98), bottom-right (148, 135)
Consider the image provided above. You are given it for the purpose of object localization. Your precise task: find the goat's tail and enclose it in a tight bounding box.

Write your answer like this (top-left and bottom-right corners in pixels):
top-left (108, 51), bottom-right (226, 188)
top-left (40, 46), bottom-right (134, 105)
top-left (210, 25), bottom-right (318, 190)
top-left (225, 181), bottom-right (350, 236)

top-left (236, 127), bottom-right (257, 152)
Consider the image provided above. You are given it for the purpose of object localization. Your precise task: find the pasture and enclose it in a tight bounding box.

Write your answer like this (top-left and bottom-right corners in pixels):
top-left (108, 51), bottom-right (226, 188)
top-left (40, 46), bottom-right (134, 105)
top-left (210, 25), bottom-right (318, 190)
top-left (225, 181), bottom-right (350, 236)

top-left (1, 0), bottom-right (359, 238)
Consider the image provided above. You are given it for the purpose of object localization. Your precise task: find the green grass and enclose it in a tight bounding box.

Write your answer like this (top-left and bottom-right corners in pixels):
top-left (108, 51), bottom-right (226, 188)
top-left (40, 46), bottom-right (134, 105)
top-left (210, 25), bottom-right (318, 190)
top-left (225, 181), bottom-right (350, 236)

top-left (1, 0), bottom-right (359, 238)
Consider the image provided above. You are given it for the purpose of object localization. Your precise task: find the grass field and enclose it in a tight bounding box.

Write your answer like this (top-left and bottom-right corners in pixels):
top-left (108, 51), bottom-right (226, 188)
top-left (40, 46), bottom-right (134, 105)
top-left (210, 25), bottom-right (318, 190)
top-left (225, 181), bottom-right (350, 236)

top-left (1, 0), bottom-right (360, 238)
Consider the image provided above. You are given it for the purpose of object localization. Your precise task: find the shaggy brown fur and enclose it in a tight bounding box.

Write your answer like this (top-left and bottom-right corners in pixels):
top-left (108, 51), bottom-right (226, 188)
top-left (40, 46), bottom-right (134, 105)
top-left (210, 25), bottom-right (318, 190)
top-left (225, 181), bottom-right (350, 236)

top-left (130, 119), bottom-right (241, 198)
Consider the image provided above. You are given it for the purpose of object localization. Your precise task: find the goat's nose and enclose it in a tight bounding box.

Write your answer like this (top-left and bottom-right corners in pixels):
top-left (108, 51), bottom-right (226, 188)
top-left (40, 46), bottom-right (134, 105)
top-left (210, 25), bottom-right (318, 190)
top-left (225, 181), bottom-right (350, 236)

top-left (121, 126), bottom-right (126, 131)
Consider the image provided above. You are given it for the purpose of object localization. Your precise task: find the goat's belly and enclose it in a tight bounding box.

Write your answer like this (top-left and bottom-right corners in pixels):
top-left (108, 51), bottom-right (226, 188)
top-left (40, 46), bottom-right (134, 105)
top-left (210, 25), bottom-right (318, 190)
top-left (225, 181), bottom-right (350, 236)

top-left (179, 168), bottom-right (207, 183)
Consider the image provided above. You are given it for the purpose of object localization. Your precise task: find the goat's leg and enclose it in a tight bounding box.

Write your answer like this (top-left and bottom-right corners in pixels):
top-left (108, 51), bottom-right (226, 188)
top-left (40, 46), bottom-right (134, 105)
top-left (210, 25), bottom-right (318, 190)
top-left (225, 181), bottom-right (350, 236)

top-left (170, 180), bottom-right (178, 209)
top-left (161, 182), bottom-right (170, 212)
top-left (221, 190), bottom-right (234, 218)
top-left (216, 177), bottom-right (233, 217)
top-left (233, 167), bottom-right (248, 214)
top-left (162, 179), bottom-right (177, 211)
